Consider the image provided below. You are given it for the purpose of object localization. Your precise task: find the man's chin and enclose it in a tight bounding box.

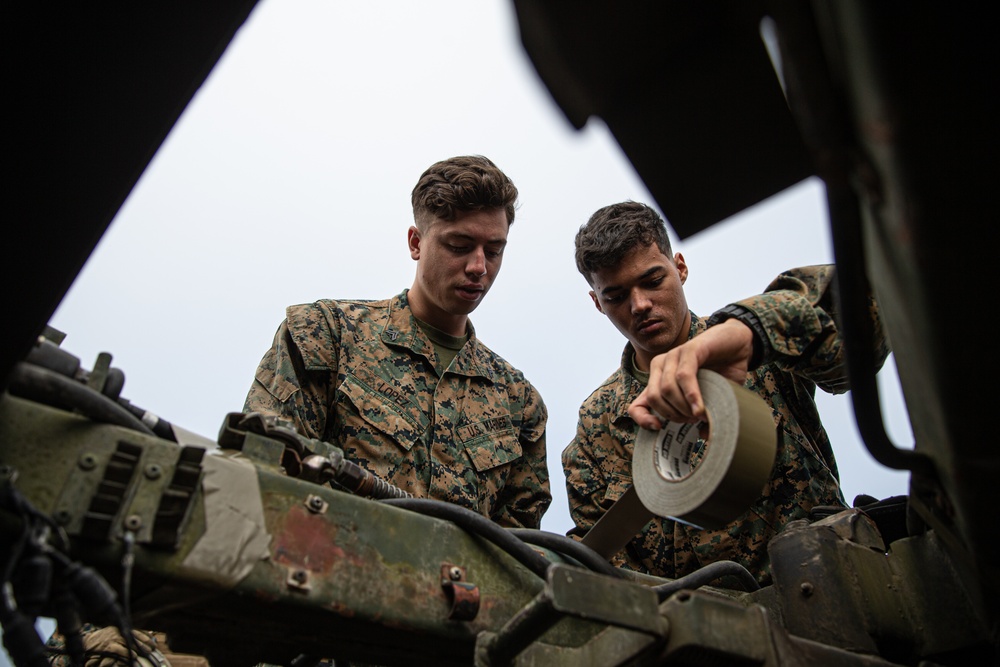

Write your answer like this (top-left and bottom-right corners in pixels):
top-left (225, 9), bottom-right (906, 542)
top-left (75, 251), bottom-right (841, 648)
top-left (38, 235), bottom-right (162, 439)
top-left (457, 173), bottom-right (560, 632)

top-left (447, 300), bottom-right (480, 317)
top-left (631, 334), bottom-right (673, 358)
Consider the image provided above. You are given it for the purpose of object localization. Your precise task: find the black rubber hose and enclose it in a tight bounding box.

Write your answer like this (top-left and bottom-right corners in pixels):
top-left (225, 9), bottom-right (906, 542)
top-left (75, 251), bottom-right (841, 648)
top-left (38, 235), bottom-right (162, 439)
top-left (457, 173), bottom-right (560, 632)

top-left (651, 560), bottom-right (760, 601)
top-left (7, 362), bottom-right (155, 437)
top-left (381, 498), bottom-right (551, 579)
top-left (116, 399), bottom-right (177, 441)
top-left (507, 528), bottom-right (626, 579)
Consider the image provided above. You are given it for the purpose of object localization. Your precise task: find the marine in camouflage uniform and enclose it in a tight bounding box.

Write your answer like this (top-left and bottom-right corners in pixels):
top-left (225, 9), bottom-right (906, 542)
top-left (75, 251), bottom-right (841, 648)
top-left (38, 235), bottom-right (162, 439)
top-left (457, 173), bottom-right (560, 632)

top-left (243, 155), bottom-right (550, 530)
top-left (245, 289), bottom-right (550, 528)
top-left (563, 202), bottom-right (887, 585)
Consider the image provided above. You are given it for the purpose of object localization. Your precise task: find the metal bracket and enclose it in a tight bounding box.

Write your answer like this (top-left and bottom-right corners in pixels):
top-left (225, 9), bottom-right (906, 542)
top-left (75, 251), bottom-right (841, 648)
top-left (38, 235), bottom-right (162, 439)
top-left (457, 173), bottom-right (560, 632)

top-left (477, 564), bottom-right (665, 666)
top-left (441, 563), bottom-right (480, 621)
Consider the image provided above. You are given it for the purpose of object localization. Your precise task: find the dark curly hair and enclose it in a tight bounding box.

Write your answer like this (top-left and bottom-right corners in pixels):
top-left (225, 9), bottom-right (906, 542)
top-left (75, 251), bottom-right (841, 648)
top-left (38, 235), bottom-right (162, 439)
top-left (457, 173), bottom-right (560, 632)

top-left (575, 201), bottom-right (673, 285)
top-left (411, 155), bottom-right (518, 229)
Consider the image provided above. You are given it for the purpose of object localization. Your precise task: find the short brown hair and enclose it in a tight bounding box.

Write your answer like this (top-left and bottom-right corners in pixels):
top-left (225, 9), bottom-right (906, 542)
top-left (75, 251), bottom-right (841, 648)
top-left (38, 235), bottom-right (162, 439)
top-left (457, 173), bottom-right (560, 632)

top-left (575, 201), bottom-right (673, 285)
top-left (411, 155), bottom-right (518, 228)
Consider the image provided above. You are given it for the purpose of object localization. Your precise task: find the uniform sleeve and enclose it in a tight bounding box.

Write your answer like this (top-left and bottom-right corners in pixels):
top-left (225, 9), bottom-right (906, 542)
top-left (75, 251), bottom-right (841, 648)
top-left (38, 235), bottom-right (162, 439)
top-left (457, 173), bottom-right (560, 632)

top-left (562, 417), bottom-right (606, 540)
top-left (561, 388), bottom-right (636, 542)
top-left (491, 381), bottom-right (551, 529)
top-left (243, 304), bottom-right (339, 441)
top-left (731, 265), bottom-right (889, 394)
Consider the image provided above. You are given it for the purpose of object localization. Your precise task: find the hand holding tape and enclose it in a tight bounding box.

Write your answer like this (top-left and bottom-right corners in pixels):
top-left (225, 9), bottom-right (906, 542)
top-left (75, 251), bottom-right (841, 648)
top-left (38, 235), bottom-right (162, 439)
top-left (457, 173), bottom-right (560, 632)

top-left (582, 369), bottom-right (777, 560)
top-left (633, 369), bottom-right (776, 530)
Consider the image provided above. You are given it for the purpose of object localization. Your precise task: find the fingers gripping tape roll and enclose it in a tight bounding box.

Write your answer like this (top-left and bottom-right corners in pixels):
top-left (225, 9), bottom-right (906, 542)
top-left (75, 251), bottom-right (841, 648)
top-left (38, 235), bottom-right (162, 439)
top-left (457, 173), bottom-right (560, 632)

top-left (633, 369), bottom-right (777, 530)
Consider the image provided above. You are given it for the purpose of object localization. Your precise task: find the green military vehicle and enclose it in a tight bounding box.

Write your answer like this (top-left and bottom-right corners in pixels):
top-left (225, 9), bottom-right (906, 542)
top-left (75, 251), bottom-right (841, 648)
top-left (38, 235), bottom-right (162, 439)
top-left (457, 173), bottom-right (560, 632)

top-left (3, 2), bottom-right (997, 665)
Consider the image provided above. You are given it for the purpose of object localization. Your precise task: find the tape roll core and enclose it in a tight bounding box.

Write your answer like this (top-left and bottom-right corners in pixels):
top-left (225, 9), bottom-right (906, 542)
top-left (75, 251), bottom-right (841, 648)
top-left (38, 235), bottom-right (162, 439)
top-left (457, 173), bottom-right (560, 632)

top-left (633, 369), bottom-right (776, 530)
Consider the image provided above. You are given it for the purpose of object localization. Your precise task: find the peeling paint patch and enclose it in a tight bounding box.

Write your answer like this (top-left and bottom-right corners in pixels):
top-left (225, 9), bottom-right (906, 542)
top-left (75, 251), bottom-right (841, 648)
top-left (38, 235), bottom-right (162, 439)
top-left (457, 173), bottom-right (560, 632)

top-left (272, 504), bottom-right (345, 572)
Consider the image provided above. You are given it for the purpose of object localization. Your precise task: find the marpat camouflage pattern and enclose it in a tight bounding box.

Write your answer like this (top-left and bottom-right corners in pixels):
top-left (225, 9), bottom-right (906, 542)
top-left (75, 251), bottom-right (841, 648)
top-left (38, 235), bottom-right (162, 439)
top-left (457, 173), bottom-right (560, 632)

top-left (246, 290), bottom-right (550, 528)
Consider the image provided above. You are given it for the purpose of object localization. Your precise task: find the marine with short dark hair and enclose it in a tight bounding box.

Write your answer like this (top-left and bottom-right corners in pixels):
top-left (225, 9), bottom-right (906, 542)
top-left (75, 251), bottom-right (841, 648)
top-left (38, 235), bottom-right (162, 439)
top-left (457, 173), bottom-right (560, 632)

top-left (245, 155), bottom-right (550, 528)
top-left (563, 201), bottom-right (888, 584)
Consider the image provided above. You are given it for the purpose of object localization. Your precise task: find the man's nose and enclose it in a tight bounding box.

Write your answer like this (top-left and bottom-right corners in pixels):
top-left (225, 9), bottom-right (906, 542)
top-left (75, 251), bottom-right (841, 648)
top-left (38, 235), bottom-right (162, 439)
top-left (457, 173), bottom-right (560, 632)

top-left (467, 248), bottom-right (487, 276)
top-left (631, 290), bottom-right (652, 314)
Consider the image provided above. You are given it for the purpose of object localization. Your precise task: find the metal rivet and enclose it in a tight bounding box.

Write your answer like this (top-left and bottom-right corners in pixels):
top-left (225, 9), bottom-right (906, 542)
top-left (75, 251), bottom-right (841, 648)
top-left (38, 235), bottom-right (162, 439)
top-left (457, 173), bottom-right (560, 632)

top-left (79, 453), bottom-right (97, 470)
top-left (124, 515), bottom-right (143, 530)
top-left (800, 582), bottom-right (814, 597)
top-left (304, 495), bottom-right (328, 514)
top-left (449, 567), bottom-right (463, 581)
top-left (144, 464), bottom-right (162, 480)
top-left (286, 567), bottom-right (312, 592)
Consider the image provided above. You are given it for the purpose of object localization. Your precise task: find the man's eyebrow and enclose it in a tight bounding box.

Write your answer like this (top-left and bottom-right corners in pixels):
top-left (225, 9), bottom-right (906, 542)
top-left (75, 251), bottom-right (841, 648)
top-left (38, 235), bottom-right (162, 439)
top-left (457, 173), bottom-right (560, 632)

top-left (599, 266), bottom-right (664, 296)
top-left (443, 231), bottom-right (507, 245)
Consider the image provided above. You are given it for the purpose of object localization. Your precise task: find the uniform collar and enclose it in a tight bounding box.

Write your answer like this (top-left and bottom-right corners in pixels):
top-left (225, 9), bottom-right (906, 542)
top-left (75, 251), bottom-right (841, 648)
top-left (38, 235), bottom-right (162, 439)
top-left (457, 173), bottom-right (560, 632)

top-left (382, 290), bottom-right (495, 382)
top-left (610, 310), bottom-right (705, 422)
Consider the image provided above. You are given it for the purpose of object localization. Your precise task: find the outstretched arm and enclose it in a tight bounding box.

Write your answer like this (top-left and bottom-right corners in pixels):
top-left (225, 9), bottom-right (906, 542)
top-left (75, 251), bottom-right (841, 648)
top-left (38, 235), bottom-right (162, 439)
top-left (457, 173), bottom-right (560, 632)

top-left (628, 265), bottom-right (885, 430)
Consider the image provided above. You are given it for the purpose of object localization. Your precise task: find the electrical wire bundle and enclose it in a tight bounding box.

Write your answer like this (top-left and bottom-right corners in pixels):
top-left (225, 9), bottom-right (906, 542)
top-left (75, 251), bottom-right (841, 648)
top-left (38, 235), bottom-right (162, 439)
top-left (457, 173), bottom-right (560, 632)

top-left (0, 478), bottom-right (156, 667)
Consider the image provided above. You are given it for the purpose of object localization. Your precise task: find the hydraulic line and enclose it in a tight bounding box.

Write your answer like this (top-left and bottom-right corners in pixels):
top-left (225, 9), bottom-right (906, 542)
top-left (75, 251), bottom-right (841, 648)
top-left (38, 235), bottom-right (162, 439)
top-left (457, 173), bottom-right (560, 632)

top-left (381, 498), bottom-right (551, 579)
top-left (507, 528), bottom-right (625, 579)
top-left (651, 560), bottom-right (760, 600)
top-left (7, 362), bottom-right (154, 437)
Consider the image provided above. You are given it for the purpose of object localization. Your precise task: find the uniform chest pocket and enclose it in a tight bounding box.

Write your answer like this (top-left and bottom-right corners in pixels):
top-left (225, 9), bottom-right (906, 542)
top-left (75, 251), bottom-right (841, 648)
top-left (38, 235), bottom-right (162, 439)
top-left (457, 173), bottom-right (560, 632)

top-left (457, 416), bottom-right (521, 472)
top-left (337, 374), bottom-right (426, 451)
top-left (602, 469), bottom-right (633, 509)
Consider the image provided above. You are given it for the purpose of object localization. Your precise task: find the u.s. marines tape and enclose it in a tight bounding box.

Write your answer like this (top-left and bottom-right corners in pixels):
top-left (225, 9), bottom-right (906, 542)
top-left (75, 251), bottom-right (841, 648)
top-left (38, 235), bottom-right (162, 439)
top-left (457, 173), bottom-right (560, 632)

top-left (633, 369), bottom-right (777, 530)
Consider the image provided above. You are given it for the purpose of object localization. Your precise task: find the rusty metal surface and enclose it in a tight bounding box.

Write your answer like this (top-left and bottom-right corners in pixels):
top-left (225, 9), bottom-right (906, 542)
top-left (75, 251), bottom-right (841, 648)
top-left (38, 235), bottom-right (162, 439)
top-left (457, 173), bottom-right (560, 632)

top-left (4, 359), bottom-right (997, 665)
top-left (0, 394), bottom-right (609, 666)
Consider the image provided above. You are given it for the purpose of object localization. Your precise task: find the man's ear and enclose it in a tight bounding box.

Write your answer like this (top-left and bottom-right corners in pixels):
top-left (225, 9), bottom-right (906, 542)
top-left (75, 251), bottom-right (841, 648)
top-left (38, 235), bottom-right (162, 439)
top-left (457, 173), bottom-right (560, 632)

top-left (674, 252), bottom-right (689, 285)
top-left (407, 226), bottom-right (421, 260)
top-left (590, 290), bottom-right (604, 314)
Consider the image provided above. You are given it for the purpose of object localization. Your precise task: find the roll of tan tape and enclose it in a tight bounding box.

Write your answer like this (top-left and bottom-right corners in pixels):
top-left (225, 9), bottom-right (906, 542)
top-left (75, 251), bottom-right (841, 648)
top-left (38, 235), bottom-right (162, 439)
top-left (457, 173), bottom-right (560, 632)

top-left (632, 369), bottom-right (776, 530)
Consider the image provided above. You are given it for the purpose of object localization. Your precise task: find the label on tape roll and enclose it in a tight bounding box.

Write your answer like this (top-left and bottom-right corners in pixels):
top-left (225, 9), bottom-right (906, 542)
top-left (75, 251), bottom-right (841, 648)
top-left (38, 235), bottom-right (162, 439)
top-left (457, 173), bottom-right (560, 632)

top-left (651, 420), bottom-right (706, 482)
top-left (633, 369), bottom-right (776, 530)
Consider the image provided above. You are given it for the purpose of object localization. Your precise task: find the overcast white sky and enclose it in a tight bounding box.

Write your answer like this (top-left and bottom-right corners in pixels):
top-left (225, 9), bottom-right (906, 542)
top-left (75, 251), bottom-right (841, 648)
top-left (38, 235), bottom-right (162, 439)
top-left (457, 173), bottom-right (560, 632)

top-left (49, 0), bottom-right (912, 536)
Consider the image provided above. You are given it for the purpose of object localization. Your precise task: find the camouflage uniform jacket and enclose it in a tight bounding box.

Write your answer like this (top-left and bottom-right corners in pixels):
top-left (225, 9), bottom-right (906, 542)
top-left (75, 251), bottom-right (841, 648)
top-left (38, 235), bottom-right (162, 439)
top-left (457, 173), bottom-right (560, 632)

top-left (562, 265), bottom-right (888, 584)
top-left (245, 290), bottom-right (551, 528)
